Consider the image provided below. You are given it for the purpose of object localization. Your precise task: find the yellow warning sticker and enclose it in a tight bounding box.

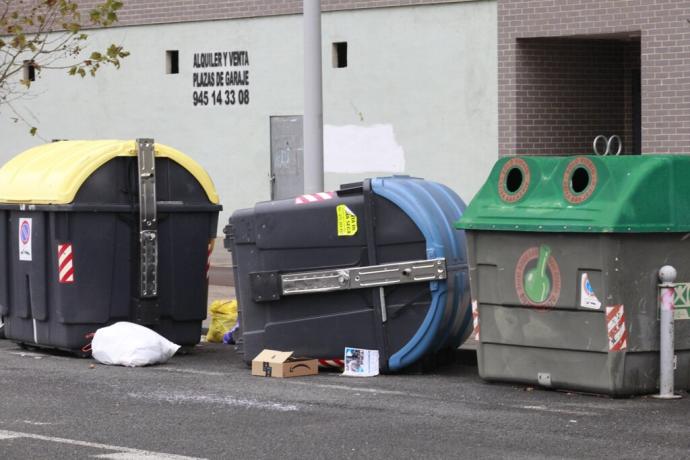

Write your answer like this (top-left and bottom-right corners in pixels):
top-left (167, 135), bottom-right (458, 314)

top-left (336, 204), bottom-right (358, 237)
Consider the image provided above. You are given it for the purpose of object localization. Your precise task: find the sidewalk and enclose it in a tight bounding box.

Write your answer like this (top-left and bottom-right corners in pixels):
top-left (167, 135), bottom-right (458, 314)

top-left (208, 237), bottom-right (233, 287)
top-left (207, 239), bottom-right (235, 303)
top-left (204, 238), bottom-right (236, 332)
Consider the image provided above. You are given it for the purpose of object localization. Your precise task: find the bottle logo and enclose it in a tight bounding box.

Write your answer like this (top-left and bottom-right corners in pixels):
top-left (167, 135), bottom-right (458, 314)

top-left (515, 244), bottom-right (561, 308)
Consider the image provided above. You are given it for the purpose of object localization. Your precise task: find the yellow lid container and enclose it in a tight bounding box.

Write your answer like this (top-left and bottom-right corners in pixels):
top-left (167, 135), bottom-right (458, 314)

top-left (0, 140), bottom-right (219, 205)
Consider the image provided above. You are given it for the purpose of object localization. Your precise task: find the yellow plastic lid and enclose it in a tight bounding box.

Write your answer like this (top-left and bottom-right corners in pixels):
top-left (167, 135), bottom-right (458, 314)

top-left (0, 140), bottom-right (219, 205)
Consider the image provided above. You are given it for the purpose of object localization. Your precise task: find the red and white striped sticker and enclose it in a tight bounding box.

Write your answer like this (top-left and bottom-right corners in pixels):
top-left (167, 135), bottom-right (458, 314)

top-left (606, 304), bottom-right (628, 351)
top-left (295, 192), bottom-right (334, 205)
top-left (58, 243), bottom-right (75, 284)
top-left (471, 300), bottom-right (480, 341)
top-left (318, 359), bottom-right (344, 369)
top-left (206, 240), bottom-right (214, 280)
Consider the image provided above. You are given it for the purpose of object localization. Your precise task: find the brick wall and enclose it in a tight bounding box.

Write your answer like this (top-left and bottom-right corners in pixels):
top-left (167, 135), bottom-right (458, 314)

top-left (499, 0), bottom-right (690, 156)
top-left (77, 0), bottom-right (470, 27)
top-left (515, 39), bottom-right (632, 156)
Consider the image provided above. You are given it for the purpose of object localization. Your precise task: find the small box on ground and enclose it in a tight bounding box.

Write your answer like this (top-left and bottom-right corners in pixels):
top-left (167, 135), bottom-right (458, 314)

top-left (343, 347), bottom-right (379, 377)
top-left (251, 349), bottom-right (318, 378)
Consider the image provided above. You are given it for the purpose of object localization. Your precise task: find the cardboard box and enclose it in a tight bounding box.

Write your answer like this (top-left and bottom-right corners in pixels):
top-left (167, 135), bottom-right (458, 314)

top-left (251, 349), bottom-right (318, 378)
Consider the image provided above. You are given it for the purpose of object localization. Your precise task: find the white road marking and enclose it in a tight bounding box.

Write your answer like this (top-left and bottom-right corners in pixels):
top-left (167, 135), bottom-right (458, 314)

top-left (94, 454), bottom-right (191, 459)
top-left (0, 430), bottom-right (205, 460)
top-left (287, 380), bottom-right (417, 396)
top-left (9, 351), bottom-right (46, 359)
top-left (127, 391), bottom-right (299, 412)
top-left (155, 366), bottom-right (416, 396)
top-left (520, 405), bottom-right (598, 416)
top-left (154, 367), bottom-right (229, 377)
top-left (22, 420), bottom-right (53, 426)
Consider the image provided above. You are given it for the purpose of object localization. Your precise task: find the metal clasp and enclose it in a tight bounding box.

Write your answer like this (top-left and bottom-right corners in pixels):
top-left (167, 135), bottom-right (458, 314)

top-left (137, 138), bottom-right (158, 298)
top-left (281, 258), bottom-right (447, 296)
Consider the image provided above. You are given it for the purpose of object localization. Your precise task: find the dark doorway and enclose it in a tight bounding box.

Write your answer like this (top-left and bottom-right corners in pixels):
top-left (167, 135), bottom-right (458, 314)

top-left (514, 35), bottom-right (641, 155)
top-left (631, 69), bottom-right (641, 154)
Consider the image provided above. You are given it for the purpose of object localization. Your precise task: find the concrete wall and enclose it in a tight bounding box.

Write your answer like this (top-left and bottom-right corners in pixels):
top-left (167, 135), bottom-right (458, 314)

top-left (1, 1), bottom-right (497, 232)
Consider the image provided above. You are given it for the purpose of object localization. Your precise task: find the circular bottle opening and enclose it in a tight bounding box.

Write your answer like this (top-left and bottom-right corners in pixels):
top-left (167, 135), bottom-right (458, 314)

top-left (499, 157), bottom-right (530, 203)
top-left (562, 157), bottom-right (598, 204)
top-left (570, 167), bottom-right (590, 194)
top-left (505, 167), bottom-right (524, 193)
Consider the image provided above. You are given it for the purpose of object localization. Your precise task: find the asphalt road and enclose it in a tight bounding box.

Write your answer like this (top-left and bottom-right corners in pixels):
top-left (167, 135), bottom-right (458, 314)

top-left (0, 339), bottom-right (689, 460)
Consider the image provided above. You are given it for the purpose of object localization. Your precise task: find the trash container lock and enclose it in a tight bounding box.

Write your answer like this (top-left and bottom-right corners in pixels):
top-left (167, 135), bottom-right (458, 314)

top-left (137, 138), bottom-right (158, 302)
top-left (281, 258), bottom-right (447, 296)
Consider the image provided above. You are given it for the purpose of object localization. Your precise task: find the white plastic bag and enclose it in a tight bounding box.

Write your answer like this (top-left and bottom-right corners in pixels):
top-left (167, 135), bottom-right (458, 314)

top-left (91, 322), bottom-right (180, 367)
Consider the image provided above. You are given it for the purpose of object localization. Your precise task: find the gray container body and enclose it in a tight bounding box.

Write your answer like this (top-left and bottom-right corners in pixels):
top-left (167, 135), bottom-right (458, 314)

top-left (468, 230), bottom-right (690, 396)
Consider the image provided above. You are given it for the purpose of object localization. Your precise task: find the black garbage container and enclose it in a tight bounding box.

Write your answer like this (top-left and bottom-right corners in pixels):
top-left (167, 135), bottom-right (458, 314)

top-left (0, 139), bottom-right (221, 352)
top-left (225, 176), bottom-right (472, 372)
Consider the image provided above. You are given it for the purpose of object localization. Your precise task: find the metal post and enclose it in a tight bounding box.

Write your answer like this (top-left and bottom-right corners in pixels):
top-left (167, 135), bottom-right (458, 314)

top-left (653, 265), bottom-right (682, 399)
top-left (303, 0), bottom-right (324, 194)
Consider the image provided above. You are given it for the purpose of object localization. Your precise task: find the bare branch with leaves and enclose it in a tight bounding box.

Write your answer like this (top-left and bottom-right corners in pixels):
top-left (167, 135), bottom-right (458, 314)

top-left (0, 0), bottom-right (129, 135)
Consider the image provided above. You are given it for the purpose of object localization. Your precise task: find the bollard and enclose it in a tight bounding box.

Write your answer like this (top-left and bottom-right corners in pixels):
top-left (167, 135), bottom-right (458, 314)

top-left (653, 265), bottom-right (682, 399)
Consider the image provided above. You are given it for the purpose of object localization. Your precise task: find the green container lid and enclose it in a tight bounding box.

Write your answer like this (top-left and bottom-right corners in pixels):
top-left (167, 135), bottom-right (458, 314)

top-left (456, 155), bottom-right (690, 233)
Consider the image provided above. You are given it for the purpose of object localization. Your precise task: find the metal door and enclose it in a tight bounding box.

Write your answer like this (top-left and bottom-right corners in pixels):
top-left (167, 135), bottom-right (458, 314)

top-left (270, 116), bottom-right (304, 200)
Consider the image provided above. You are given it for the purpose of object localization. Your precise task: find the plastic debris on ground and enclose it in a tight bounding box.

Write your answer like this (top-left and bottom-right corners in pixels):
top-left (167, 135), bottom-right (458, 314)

top-left (206, 299), bottom-right (238, 343)
top-left (223, 319), bottom-right (240, 345)
top-left (91, 322), bottom-right (180, 367)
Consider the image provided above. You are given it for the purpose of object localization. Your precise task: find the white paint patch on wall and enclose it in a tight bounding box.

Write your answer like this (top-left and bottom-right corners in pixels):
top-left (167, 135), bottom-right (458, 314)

top-left (324, 124), bottom-right (405, 173)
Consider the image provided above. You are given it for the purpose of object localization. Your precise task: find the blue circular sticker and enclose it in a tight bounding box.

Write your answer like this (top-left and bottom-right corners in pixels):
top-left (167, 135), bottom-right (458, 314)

top-left (20, 220), bottom-right (30, 244)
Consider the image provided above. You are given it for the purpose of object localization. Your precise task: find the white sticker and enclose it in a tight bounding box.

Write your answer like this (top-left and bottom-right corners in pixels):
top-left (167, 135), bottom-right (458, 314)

top-left (342, 347), bottom-right (379, 377)
top-left (580, 273), bottom-right (601, 309)
top-left (18, 218), bottom-right (32, 261)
